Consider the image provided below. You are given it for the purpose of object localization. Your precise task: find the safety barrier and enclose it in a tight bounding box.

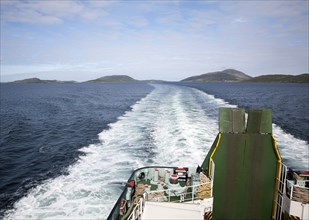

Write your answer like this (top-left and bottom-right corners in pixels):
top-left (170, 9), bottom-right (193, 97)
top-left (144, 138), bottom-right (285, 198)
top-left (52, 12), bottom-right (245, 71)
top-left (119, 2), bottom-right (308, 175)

top-left (144, 181), bottom-right (212, 203)
top-left (127, 197), bottom-right (144, 220)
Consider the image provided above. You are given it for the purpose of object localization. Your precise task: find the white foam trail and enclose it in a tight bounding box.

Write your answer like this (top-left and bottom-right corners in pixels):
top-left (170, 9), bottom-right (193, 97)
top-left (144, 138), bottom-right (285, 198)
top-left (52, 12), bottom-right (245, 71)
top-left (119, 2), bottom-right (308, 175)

top-left (5, 83), bottom-right (308, 219)
top-left (150, 86), bottom-right (235, 166)
top-left (273, 124), bottom-right (309, 170)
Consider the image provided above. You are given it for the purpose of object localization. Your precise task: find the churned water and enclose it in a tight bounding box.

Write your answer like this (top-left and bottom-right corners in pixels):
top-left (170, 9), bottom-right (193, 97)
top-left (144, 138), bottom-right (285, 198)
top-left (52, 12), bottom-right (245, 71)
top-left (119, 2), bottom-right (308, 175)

top-left (0, 82), bottom-right (308, 219)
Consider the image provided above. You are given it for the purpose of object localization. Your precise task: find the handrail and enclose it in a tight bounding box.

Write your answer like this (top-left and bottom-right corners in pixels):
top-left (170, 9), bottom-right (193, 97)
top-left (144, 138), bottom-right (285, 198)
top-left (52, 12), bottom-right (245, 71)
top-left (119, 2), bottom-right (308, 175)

top-left (126, 182), bottom-right (212, 220)
top-left (271, 135), bottom-right (283, 220)
top-left (144, 182), bottom-right (212, 203)
top-left (208, 133), bottom-right (221, 177)
top-left (127, 197), bottom-right (144, 220)
top-left (291, 185), bottom-right (309, 203)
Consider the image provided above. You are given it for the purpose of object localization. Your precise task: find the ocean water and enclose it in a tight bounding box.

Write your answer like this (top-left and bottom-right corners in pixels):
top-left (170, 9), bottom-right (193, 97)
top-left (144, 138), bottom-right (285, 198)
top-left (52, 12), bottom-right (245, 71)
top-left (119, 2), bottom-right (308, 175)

top-left (0, 82), bottom-right (308, 219)
top-left (177, 82), bottom-right (309, 142)
top-left (0, 82), bottom-right (154, 218)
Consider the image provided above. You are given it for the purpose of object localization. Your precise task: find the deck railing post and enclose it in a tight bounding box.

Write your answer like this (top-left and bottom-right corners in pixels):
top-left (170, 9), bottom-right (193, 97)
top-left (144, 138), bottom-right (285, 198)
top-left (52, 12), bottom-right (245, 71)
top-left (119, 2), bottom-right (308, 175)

top-left (290, 185), bottom-right (294, 200)
top-left (168, 189), bottom-right (171, 202)
top-left (192, 185), bottom-right (195, 202)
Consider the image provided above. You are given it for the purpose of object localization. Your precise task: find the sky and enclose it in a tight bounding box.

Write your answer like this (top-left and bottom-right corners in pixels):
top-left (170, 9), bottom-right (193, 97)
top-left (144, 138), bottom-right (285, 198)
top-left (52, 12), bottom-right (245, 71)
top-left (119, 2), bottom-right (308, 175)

top-left (0, 0), bottom-right (308, 82)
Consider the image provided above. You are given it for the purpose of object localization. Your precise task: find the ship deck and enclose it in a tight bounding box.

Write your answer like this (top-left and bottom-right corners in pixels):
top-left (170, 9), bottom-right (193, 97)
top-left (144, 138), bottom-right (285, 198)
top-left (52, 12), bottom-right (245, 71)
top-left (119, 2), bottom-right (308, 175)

top-left (141, 201), bottom-right (205, 220)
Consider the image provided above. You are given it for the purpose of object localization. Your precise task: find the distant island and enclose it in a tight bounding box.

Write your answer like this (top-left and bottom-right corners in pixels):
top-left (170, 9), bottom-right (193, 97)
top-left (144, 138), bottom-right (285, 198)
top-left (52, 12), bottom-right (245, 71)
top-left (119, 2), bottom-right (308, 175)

top-left (181, 69), bottom-right (308, 83)
top-left (11, 78), bottom-right (76, 84)
top-left (243, 74), bottom-right (309, 83)
top-left (181, 69), bottom-right (252, 82)
top-left (86, 75), bottom-right (137, 83)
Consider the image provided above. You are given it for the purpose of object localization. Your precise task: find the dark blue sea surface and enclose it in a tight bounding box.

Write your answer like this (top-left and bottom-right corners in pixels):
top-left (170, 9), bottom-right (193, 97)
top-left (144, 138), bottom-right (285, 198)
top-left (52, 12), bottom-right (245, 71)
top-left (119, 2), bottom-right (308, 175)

top-left (177, 82), bottom-right (309, 142)
top-left (0, 82), bottom-right (154, 216)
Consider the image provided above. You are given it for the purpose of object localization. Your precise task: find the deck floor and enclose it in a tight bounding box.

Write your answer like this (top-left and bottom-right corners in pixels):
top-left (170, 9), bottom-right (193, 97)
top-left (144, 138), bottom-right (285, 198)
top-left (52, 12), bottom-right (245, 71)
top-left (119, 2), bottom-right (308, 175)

top-left (141, 201), bottom-right (204, 220)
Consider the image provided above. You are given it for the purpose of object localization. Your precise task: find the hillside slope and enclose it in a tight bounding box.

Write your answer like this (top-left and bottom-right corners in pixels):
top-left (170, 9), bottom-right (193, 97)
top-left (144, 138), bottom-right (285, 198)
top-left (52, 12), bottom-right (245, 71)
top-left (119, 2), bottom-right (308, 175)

top-left (87, 75), bottom-right (137, 83)
top-left (181, 69), bottom-right (252, 82)
top-left (244, 74), bottom-right (309, 83)
top-left (12, 78), bottom-right (75, 83)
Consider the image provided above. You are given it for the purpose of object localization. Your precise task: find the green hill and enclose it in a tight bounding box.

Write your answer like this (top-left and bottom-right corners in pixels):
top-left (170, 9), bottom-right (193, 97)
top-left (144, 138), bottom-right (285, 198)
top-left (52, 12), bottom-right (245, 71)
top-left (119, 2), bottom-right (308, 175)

top-left (244, 74), bottom-right (309, 83)
top-left (87, 75), bottom-right (137, 83)
top-left (12, 78), bottom-right (75, 83)
top-left (181, 69), bottom-right (252, 82)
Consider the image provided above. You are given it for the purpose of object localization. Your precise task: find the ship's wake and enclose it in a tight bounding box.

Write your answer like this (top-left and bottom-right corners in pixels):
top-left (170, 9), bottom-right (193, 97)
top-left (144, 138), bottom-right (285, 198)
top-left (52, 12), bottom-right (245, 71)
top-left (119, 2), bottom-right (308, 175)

top-left (4, 84), bottom-right (308, 219)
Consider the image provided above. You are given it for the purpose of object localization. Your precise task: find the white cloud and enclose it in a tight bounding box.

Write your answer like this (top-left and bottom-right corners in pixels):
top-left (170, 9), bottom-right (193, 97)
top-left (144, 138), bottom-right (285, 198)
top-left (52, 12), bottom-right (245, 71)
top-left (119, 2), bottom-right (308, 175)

top-left (232, 18), bottom-right (247, 23)
top-left (220, 1), bottom-right (307, 18)
top-left (34, 1), bottom-right (84, 18)
top-left (0, 0), bottom-right (110, 24)
top-left (1, 1), bottom-right (63, 24)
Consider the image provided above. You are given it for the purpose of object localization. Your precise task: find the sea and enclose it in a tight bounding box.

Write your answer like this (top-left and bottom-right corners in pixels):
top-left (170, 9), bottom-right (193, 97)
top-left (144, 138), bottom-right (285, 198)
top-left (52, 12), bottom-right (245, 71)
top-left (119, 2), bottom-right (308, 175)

top-left (0, 82), bottom-right (308, 219)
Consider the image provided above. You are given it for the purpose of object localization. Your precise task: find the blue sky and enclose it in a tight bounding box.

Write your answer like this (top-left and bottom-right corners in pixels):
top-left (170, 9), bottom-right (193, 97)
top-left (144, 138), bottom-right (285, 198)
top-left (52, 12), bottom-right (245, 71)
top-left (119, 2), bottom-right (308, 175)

top-left (0, 0), bottom-right (308, 82)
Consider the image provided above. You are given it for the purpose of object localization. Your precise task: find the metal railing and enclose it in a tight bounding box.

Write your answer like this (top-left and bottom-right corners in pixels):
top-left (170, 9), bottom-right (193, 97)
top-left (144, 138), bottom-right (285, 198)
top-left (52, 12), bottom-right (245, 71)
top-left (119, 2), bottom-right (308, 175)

top-left (127, 197), bottom-right (144, 220)
top-left (144, 181), bottom-right (212, 203)
top-left (126, 181), bottom-right (212, 220)
top-left (291, 185), bottom-right (309, 204)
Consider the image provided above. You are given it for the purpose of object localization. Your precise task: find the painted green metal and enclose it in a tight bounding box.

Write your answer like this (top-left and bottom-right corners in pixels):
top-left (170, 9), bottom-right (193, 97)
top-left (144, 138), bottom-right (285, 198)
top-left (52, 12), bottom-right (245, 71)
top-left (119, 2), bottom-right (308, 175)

top-left (247, 109), bottom-right (272, 133)
top-left (201, 134), bottom-right (220, 174)
top-left (202, 108), bottom-right (279, 220)
top-left (219, 108), bottom-right (245, 133)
